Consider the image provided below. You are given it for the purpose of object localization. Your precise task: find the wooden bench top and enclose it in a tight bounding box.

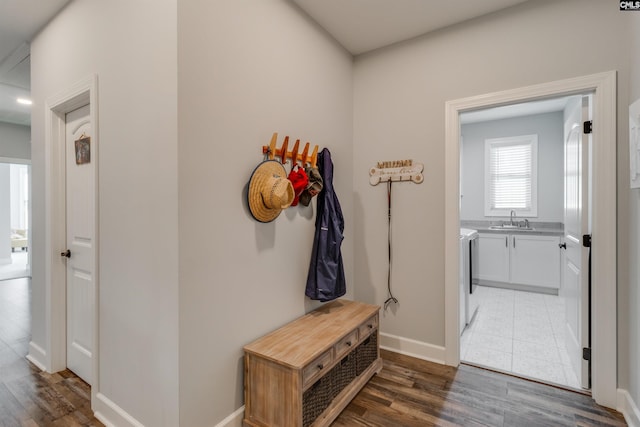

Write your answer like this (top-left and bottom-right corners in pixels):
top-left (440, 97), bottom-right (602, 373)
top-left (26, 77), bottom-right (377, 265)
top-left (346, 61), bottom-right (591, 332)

top-left (244, 299), bottom-right (379, 368)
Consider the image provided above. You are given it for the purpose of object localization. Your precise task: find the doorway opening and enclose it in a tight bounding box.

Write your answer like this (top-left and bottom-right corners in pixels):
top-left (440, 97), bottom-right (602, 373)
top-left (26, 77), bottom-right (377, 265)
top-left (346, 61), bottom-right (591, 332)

top-left (444, 71), bottom-right (617, 408)
top-left (457, 94), bottom-right (591, 391)
top-left (0, 160), bottom-right (30, 281)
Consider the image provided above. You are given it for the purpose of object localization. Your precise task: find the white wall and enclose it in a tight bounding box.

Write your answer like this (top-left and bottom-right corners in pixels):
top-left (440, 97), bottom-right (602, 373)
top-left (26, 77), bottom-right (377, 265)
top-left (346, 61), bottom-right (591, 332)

top-left (461, 112), bottom-right (564, 222)
top-left (177, 1), bottom-right (353, 425)
top-left (25, 1), bottom-right (639, 425)
top-left (0, 122), bottom-right (30, 160)
top-left (30, 0), bottom-right (179, 425)
top-left (353, 0), bottom-right (630, 361)
top-left (10, 165), bottom-right (28, 230)
top-left (626, 8), bottom-right (640, 417)
top-left (0, 164), bottom-right (10, 264)
top-left (0, 122), bottom-right (30, 254)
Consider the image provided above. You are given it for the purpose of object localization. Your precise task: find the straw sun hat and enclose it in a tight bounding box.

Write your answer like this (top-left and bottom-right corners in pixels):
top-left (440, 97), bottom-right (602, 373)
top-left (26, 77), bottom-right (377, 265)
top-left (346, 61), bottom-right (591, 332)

top-left (248, 160), bottom-right (295, 223)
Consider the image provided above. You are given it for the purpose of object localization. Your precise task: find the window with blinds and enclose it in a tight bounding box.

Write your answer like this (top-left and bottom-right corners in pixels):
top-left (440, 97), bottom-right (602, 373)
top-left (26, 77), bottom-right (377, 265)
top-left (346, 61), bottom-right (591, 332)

top-left (484, 135), bottom-right (538, 217)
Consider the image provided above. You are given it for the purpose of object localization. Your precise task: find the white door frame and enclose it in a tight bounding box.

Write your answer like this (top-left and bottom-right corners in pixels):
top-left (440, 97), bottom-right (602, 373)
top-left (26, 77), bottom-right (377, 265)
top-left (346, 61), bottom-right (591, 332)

top-left (44, 74), bottom-right (99, 405)
top-left (444, 71), bottom-right (617, 408)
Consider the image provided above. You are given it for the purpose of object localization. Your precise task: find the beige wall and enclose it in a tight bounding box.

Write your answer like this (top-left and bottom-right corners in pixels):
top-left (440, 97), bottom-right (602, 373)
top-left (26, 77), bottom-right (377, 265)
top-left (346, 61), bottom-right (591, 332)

top-left (353, 0), bottom-right (631, 362)
top-left (177, 1), bottom-right (353, 425)
top-left (30, 0), bottom-right (179, 425)
top-left (627, 9), bottom-right (640, 412)
top-left (28, 0), bottom-right (640, 425)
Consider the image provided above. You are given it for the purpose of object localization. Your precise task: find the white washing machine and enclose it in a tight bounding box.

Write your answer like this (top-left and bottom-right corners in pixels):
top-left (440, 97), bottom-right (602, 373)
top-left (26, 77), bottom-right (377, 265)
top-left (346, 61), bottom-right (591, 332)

top-left (458, 232), bottom-right (466, 335)
top-left (460, 228), bottom-right (479, 330)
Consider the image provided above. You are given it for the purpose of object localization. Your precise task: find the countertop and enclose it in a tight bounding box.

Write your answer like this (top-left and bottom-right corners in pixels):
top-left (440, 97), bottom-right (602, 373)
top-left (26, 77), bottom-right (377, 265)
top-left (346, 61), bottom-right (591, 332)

top-left (460, 220), bottom-right (564, 237)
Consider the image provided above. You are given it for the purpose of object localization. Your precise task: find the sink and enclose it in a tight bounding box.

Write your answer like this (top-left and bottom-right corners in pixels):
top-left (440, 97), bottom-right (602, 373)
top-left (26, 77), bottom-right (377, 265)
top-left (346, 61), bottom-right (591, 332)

top-left (490, 224), bottom-right (518, 229)
top-left (488, 225), bottom-right (535, 231)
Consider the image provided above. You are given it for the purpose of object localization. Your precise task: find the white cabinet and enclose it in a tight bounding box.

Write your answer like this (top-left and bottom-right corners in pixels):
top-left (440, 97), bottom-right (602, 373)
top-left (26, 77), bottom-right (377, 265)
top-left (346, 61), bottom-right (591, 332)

top-left (478, 234), bottom-right (510, 283)
top-left (510, 234), bottom-right (561, 288)
top-left (478, 233), bottom-right (561, 290)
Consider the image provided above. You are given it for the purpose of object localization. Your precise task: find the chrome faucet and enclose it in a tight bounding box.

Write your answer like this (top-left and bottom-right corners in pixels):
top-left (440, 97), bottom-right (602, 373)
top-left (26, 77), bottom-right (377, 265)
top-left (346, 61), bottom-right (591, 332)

top-left (510, 210), bottom-right (516, 226)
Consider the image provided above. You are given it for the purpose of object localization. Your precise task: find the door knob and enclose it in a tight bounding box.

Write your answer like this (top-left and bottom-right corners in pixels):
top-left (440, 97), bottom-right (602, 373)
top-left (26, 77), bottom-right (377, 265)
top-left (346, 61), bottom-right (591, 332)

top-left (558, 243), bottom-right (567, 250)
top-left (61, 249), bottom-right (71, 258)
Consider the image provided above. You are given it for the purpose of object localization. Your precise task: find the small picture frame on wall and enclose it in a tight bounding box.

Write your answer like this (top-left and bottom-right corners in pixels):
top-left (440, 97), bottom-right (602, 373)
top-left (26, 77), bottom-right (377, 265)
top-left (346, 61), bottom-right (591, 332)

top-left (75, 135), bottom-right (90, 165)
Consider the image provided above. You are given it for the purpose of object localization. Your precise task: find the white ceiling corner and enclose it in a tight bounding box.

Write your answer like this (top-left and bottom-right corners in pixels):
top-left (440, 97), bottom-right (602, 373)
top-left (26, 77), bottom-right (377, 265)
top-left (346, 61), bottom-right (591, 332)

top-left (291, 0), bottom-right (531, 55)
top-left (0, 0), bottom-right (71, 125)
top-left (0, 0), bottom-right (534, 126)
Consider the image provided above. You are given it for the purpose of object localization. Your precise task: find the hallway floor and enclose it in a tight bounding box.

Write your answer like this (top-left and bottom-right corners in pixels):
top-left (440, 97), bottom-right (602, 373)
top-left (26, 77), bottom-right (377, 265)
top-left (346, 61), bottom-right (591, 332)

top-left (0, 250), bottom-right (29, 282)
top-left (461, 285), bottom-right (580, 389)
top-left (0, 278), bottom-right (626, 426)
top-left (0, 278), bottom-right (103, 426)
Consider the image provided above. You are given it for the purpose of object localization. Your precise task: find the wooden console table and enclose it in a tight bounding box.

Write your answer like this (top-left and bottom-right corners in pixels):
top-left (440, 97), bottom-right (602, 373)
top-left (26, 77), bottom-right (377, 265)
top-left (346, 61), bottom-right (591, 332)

top-left (243, 299), bottom-right (382, 427)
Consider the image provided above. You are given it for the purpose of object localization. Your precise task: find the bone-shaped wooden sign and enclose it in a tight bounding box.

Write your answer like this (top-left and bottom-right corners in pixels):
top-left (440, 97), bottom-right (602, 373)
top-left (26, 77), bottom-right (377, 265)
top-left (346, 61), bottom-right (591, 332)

top-left (369, 161), bottom-right (424, 185)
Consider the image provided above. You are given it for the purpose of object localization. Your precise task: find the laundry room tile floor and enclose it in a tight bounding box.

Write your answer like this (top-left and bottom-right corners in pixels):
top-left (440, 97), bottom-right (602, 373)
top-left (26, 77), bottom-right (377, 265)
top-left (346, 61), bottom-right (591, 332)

top-left (461, 285), bottom-right (581, 390)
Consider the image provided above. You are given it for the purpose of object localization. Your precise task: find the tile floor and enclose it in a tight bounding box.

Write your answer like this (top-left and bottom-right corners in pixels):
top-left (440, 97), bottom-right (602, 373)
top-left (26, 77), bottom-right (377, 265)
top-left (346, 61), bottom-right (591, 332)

top-left (461, 285), bottom-right (582, 390)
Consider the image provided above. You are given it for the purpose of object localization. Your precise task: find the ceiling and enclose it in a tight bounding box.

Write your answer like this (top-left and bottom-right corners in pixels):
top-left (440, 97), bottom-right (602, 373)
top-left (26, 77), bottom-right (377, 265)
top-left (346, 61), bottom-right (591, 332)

top-left (460, 96), bottom-right (575, 125)
top-left (0, 0), bottom-right (538, 127)
top-left (0, 0), bottom-right (70, 126)
top-left (292, 0), bottom-right (568, 122)
top-left (291, 0), bottom-right (531, 56)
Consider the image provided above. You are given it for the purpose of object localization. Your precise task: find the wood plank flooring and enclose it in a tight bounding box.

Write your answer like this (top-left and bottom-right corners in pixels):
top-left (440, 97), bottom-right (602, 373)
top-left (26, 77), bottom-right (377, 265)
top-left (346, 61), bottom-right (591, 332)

top-left (1, 278), bottom-right (627, 426)
top-left (333, 349), bottom-right (627, 427)
top-left (0, 278), bottom-right (103, 427)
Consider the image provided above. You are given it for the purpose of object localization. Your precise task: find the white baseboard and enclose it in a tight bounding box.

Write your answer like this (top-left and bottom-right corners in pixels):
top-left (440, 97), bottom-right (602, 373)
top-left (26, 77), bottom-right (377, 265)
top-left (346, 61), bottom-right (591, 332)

top-left (379, 332), bottom-right (446, 364)
top-left (26, 341), bottom-right (47, 371)
top-left (94, 392), bottom-right (144, 427)
top-left (214, 406), bottom-right (244, 427)
top-left (618, 389), bottom-right (640, 427)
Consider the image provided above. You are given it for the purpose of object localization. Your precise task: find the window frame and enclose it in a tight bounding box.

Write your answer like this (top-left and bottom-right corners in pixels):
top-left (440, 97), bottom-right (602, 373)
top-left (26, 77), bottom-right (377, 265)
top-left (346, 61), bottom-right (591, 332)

top-left (484, 134), bottom-right (538, 217)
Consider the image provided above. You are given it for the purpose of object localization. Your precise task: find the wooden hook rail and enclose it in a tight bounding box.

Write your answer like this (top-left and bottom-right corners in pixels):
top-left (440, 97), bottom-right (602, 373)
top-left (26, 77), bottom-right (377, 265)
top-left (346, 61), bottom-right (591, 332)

top-left (262, 132), bottom-right (319, 168)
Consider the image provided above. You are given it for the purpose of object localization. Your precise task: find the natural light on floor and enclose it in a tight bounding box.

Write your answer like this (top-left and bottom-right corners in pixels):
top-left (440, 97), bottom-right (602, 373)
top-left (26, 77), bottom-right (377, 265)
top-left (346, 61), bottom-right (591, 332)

top-left (461, 285), bottom-right (580, 390)
top-left (0, 250), bottom-right (29, 281)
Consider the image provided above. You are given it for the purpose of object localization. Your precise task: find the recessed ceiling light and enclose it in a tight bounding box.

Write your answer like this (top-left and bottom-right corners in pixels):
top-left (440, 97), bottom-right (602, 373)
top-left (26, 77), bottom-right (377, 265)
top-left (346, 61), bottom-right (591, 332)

top-left (17, 98), bottom-right (32, 105)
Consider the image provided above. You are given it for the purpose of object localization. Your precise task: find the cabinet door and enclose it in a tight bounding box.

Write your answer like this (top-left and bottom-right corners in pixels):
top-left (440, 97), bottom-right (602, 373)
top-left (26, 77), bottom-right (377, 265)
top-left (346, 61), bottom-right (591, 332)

top-left (477, 233), bottom-right (510, 283)
top-left (510, 235), bottom-right (561, 288)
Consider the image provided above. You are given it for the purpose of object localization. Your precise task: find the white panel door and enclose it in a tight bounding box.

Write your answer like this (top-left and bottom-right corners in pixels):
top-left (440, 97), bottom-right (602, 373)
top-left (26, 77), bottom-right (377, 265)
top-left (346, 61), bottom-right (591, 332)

top-left (65, 104), bottom-right (94, 385)
top-left (563, 96), bottom-right (590, 389)
top-left (477, 233), bottom-right (509, 283)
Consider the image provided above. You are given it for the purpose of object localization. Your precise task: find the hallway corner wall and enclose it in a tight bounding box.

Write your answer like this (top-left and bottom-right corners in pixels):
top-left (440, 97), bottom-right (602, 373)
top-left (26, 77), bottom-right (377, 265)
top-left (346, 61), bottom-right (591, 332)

top-left (352, 0), bottom-right (631, 373)
top-left (177, 1), bottom-right (354, 425)
top-left (30, 0), bottom-right (179, 425)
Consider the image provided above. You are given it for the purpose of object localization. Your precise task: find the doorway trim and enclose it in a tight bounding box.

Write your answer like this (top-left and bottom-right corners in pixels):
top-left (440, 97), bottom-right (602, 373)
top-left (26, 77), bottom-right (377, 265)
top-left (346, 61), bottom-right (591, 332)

top-left (44, 74), bottom-right (99, 405)
top-left (444, 71), bottom-right (617, 408)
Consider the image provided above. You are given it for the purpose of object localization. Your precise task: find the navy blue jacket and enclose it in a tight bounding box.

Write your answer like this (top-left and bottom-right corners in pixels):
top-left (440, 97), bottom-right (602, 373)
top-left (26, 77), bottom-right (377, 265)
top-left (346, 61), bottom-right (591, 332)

top-left (305, 148), bottom-right (346, 302)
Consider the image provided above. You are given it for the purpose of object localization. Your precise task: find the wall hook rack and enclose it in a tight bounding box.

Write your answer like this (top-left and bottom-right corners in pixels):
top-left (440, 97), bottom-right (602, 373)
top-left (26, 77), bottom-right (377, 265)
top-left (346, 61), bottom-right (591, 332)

top-left (262, 132), bottom-right (319, 168)
top-left (369, 159), bottom-right (424, 185)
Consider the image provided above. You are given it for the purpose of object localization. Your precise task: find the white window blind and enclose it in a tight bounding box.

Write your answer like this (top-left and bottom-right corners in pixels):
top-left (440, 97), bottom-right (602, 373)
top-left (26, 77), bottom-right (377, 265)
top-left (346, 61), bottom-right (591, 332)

top-left (484, 135), bottom-right (538, 216)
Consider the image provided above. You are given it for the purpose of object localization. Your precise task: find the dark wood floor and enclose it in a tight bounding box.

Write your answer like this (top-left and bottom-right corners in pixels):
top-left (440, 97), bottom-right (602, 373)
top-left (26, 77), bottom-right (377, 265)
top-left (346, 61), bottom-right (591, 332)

top-left (0, 278), bottom-right (103, 426)
top-left (334, 349), bottom-right (627, 427)
top-left (0, 278), bottom-right (627, 426)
